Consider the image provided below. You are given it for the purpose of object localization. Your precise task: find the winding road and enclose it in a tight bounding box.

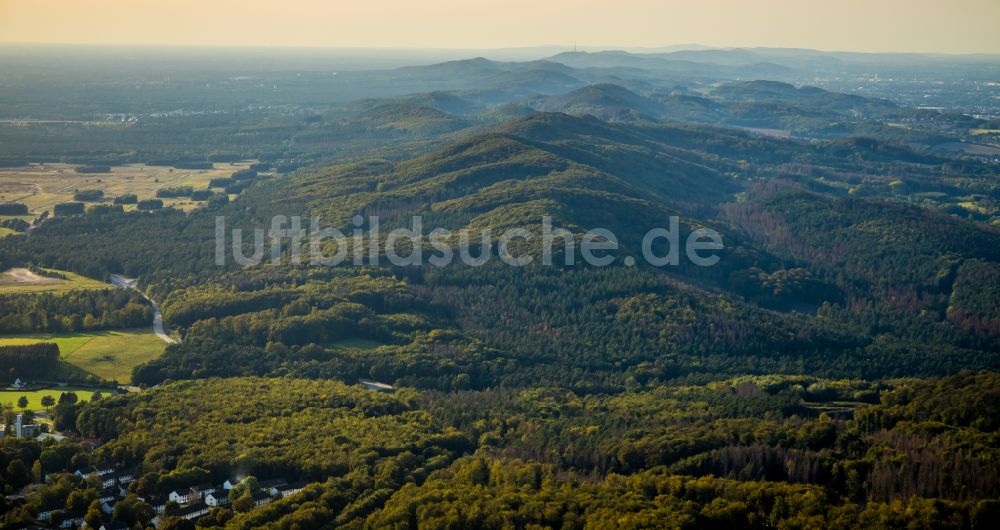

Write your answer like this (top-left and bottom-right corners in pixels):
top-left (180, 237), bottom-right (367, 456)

top-left (109, 274), bottom-right (177, 344)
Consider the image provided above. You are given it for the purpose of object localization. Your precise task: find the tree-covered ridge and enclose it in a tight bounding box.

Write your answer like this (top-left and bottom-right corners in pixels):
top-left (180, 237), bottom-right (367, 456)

top-left (410, 373), bottom-right (1000, 502)
top-left (725, 191), bottom-right (1000, 296)
top-left (129, 265), bottom-right (503, 389)
top-left (722, 190), bottom-right (1000, 358)
top-left (3, 111), bottom-right (997, 392)
top-left (76, 378), bottom-right (469, 483)
top-left (948, 259), bottom-right (1000, 337)
top-left (254, 372), bottom-right (999, 528)
top-left (292, 110), bottom-right (993, 232)
top-left (18, 371), bottom-right (991, 529)
top-left (421, 264), bottom-right (862, 383)
top-left (0, 289), bottom-right (153, 333)
top-left (365, 458), bottom-right (997, 530)
top-left (131, 251), bottom-right (1000, 393)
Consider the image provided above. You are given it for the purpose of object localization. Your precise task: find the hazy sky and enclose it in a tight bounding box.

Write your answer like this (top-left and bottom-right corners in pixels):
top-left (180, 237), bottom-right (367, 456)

top-left (1, 0), bottom-right (998, 54)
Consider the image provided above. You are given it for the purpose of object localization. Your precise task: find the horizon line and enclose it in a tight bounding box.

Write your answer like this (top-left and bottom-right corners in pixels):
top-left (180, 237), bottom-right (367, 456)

top-left (2, 41), bottom-right (999, 58)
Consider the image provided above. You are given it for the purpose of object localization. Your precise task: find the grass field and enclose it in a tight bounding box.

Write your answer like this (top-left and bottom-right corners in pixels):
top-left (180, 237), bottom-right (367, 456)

top-left (0, 267), bottom-right (110, 294)
top-left (0, 227), bottom-right (15, 238)
top-left (0, 329), bottom-right (166, 383)
top-left (0, 213), bottom-right (35, 219)
top-left (0, 161), bottom-right (255, 214)
top-left (0, 386), bottom-right (100, 410)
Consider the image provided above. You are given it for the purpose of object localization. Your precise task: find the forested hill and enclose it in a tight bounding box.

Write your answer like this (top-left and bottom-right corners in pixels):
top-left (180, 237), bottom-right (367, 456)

top-left (17, 371), bottom-right (1000, 528)
top-left (6, 111), bottom-right (996, 390)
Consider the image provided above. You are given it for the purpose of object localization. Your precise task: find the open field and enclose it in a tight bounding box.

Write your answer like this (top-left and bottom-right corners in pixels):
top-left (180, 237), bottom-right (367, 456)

top-left (0, 386), bottom-right (100, 410)
top-left (0, 267), bottom-right (110, 294)
top-left (0, 329), bottom-right (166, 383)
top-left (0, 333), bottom-right (95, 353)
top-left (932, 142), bottom-right (1000, 156)
top-left (739, 126), bottom-right (792, 139)
top-left (0, 214), bottom-right (35, 222)
top-left (0, 161), bottom-right (254, 214)
top-left (0, 227), bottom-right (15, 238)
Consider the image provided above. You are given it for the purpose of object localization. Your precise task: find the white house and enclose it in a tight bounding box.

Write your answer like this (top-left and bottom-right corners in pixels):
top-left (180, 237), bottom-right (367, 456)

top-left (189, 483), bottom-right (215, 499)
top-left (204, 491), bottom-right (229, 507)
top-left (11, 378), bottom-right (26, 390)
top-left (168, 489), bottom-right (192, 504)
top-left (59, 511), bottom-right (85, 528)
top-left (152, 503), bottom-right (210, 528)
top-left (76, 464), bottom-right (117, 487)
top-left (169, 483), bottom-right (214, 505)
top-left (177, 502), bottom-right (210, 520)
top-left (276, 481), bottom-right (308, 498)
top-left (111, 467), bottom-right (136, 486)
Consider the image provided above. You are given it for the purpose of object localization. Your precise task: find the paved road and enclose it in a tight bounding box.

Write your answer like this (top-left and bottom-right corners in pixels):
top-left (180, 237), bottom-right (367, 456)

top-left (109, 274), bottom-right (177, 344)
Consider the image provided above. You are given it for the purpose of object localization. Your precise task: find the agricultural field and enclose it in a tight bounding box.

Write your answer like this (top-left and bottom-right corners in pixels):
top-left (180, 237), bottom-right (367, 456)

top-left (0, 329), bottom-right (166, 383)
top-left (0, 386), bottom-right (100, 411)
top-left (0, 161), bottom-right (255, 214)
top-left (0, 267), bottom-right (109, 294)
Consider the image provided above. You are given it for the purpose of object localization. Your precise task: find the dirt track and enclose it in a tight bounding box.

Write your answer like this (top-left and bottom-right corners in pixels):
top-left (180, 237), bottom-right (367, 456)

top-left (0, 267), bottom-right (60, 286)
top-left (110, 274), bottom-right (178, 344)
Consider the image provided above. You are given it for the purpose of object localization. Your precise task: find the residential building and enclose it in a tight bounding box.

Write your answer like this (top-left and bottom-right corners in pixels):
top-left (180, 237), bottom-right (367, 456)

top-left (276, 481), bottom-right (309, 498)
top-left (99, 486), bottom-right (118, 503)
top-left (204, 491), bottom-right (229, 507)
top-left (58, 511), bottom-right (85, 529)
top-left (36, 501), bottom-right (62, 521)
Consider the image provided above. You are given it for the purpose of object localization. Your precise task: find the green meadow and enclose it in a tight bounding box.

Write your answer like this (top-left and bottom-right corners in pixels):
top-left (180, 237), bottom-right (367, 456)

top-left (0, 386), bottom-right (99, 411)
top-left (0, 267), bottom-right (110, 294)
top-left (0, 329), bottom-right (166, 384)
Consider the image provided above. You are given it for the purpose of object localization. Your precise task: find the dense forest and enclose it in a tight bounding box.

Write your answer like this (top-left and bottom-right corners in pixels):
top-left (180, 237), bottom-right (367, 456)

top-left (0, 290), bottom-right (152, 334)
top-left (0, 343), bottom-right (59, 378)
top-left (3, 372), bottom-right (999, 528)
top-left (4, 113), bottom-right (998, 391)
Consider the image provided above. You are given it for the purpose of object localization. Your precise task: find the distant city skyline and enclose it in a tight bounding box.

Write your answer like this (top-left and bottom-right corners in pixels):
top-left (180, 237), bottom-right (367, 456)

top-left (1, 0), bottom-right (999, 55)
